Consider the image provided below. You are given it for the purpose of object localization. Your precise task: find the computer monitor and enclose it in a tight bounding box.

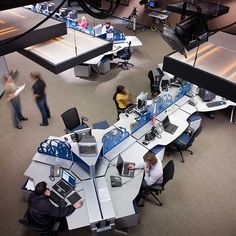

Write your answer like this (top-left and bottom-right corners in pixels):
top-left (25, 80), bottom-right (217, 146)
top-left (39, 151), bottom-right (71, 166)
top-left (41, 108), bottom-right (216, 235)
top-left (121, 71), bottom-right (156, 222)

top-left (78, 135), bottom-right (98, 157)
top-left (149, 0), bottom-right (157, 8)
top-left (62, 169), bottom-right (76, 187)
top-left (136, 92), bottom-right (148, 110)
top-left (160, 79), bottom-right (170, 91)
top-left (73, 127), bottom-right (91, 142)
top-left (93, 24), bottom-right (102, 36)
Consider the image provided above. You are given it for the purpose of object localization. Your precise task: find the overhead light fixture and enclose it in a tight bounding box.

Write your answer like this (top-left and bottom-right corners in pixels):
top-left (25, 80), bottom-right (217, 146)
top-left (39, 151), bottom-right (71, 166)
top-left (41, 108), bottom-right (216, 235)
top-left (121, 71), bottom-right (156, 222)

top-left (160, 13), bottom-right (208, 58)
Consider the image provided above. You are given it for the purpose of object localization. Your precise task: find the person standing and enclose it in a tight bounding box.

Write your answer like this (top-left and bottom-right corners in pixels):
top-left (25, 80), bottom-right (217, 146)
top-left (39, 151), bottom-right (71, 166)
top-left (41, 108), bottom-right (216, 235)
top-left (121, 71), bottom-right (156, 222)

top-left (31, 72), bottom-right (50, 126)
top-left (4, 74), bottom-right (28, 129)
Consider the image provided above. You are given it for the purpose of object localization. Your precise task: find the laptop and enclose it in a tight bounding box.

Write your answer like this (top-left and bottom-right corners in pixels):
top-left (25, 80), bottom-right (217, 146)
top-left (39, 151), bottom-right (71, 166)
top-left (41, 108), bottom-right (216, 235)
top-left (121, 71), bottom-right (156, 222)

top-left (116, 154), bottom-right (135, 178)
top-left (52, 169), bottom-right (76, 198)
top-left (162, 116), bottom-right (178, 134)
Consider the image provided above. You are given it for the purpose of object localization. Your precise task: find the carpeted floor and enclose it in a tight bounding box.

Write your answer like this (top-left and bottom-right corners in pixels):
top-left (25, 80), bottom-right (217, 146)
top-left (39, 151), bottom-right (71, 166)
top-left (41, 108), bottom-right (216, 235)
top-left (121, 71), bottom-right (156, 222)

top-left (0, 15), bottom-right (236, 236)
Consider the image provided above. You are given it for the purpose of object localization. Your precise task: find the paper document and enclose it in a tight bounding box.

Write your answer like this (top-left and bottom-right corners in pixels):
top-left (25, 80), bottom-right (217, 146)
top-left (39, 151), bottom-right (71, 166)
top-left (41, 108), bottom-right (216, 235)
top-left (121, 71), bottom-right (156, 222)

top-left (98, 188), bottom-right (111, 203)
top-left (14, 84), bottom-right (25, 96)
top-left (25, 178), bottom-right (35, 191)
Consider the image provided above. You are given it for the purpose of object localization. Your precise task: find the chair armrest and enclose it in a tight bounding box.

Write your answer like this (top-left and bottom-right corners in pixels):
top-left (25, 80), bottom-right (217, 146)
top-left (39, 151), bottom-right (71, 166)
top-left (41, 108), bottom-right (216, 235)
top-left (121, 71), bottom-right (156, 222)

top-left (81, 116), bottom-right (89, 122)
top-left (64, 128), bottom-right (70, 134)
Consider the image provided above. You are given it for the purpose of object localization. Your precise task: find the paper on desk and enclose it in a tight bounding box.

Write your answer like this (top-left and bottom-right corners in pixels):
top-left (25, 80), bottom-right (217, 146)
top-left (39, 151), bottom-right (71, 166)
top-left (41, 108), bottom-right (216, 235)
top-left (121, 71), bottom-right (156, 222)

top-left (98, 188), bottom-right (111, 203)
top-left (25, 179), bottom-right (35, 191)
top-left (14, 84), bottom-right (25, 96)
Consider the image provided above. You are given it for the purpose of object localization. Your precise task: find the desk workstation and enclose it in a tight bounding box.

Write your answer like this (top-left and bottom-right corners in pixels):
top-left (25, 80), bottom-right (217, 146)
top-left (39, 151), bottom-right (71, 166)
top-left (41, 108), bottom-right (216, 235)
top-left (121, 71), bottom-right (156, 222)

top-left (23, 75), bottom-right (206, 235)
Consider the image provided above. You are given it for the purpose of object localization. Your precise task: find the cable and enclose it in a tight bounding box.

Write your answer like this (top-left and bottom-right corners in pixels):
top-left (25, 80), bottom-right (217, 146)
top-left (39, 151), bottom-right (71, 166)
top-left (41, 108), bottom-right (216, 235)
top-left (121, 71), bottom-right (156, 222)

top-left (77, 0), bottom-right (121, 19)
top-left (209, 21), bottom-right (236, 33)
top-left (0, 0), bottom-right (66, 47)
top-left (193, 44), bottom-right (200, 67)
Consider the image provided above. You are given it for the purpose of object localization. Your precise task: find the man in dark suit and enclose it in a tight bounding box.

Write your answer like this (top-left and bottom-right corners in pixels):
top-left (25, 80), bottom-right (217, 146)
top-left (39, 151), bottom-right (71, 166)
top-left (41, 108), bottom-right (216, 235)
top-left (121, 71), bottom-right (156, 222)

top-left (27, 181), bottom-right (83, 231)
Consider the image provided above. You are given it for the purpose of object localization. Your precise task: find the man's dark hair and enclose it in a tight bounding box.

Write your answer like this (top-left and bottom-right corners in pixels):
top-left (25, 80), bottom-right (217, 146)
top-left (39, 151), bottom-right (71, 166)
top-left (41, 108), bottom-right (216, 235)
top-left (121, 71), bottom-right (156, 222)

top-left (35, 181), bottom-right (47, 196)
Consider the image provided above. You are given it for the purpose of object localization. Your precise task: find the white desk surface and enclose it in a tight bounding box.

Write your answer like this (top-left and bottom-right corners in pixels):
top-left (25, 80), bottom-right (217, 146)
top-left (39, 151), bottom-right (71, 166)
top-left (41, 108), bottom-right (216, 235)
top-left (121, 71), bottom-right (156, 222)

top-left (138, 109), bottom-right (190, 149)
top-left (175, 96), bottom-right (191, 107)
top-left (24, 161), bottom-right (90, 230)
top-left (180, 102), bottom-right (198, 115)
top-left (84, 35), bottom-right (142, 65)
top-left (194, 95), bottom-right (233, 112)
top-left (104, 135), bottom-right (137, 162)
top-left (32, 152), bottom-right (73, 170)
top-left (105, 142), bottom-right (147, 219)
top-left (148, 11), bottom-right (169, 20)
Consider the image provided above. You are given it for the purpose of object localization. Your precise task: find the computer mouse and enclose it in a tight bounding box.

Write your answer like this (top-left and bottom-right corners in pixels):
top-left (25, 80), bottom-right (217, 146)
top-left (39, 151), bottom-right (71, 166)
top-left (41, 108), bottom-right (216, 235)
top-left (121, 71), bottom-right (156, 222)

top-left (64, 137), bottom-right (68, 141)
top-left (125, 113), bottom-right (129, 117)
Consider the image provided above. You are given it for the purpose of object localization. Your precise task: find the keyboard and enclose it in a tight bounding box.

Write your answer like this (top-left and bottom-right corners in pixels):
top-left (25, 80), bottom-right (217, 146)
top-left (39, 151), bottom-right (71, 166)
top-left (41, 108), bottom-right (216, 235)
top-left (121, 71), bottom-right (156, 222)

top-left (50, 191), bottom-right (67, 207)
top-left (125, 104), bottom-right (137, 114)
top-left (58, 181), bottom-right (71, 193)
top-left (165, 124), bottom-right (178, 134)
top-left (206, 101), bottom-right (226, 108)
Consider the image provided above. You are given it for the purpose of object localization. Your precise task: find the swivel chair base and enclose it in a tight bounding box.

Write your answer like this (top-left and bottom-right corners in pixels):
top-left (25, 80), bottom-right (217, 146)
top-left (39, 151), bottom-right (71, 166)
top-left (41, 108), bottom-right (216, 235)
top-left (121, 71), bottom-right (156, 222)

top-left (117, 61), bottom-right (134, 70)
top-left (138, 190), bottom-right (163, 207)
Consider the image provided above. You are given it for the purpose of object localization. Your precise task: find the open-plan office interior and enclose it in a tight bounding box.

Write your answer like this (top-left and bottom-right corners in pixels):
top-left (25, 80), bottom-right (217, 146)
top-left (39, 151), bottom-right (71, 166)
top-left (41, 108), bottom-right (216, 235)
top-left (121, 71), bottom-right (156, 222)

top-left (0, 1), bottom-right (236, 236)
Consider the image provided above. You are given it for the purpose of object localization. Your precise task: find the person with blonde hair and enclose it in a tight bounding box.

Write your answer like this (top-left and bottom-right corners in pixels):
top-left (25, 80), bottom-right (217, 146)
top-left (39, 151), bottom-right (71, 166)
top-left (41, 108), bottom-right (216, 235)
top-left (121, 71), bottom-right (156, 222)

top-left (77, 16), bottom-right (88, 28)
top-left (31, 72), bottom-right (50, 126)
top-left (3, 74), bottom-right (28, 129)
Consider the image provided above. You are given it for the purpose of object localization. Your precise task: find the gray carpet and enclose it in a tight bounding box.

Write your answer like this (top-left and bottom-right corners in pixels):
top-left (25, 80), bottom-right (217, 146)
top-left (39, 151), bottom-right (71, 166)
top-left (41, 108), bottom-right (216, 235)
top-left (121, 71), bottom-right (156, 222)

top-left (0, 19), bottom-right (236, 236)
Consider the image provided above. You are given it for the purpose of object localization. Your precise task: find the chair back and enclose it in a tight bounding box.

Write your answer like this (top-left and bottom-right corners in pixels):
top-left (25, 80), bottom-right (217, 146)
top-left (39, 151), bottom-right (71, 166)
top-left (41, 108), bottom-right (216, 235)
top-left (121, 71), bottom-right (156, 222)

top-left (148, 70), bottom-right (155, 87)
top-left (187, 126), bottom-right (202, 148)
top-left (162, 160), bottom-right (175, 187)
top-left (61, 107), bottom-right (81, 131)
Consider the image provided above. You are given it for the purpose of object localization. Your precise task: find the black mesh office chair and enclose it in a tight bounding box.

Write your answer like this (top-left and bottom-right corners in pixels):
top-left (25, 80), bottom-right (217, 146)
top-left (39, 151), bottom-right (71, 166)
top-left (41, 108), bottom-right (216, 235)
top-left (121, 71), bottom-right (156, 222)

top-left (148, 70), bottom-right (161, 96)
top-left (61, 107), bottom-right (88, 133)
top-left (139, 160), bottom-right (175, 207)
top-left (168, 126), bottom-right (202, 163)
top-left (18, 211), bottom-right (60, 236)
top-left (117, 41), bottom-right (134, 70)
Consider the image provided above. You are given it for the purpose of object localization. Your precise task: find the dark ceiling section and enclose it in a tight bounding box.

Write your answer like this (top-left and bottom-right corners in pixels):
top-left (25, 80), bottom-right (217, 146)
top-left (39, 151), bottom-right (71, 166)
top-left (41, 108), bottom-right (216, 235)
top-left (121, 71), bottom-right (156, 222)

top-left (0, 0), bottom-right (49, 11)
top-left (0, 8), bottom-right (67, 56)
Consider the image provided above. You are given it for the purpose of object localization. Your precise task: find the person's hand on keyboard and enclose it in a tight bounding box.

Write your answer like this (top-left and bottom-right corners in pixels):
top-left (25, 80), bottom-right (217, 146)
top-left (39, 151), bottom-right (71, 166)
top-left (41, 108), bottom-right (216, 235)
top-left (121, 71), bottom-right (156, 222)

top-left (128, 164), bottom-right (135, 170)
top-left (73, 200), bottom-right (83, 209)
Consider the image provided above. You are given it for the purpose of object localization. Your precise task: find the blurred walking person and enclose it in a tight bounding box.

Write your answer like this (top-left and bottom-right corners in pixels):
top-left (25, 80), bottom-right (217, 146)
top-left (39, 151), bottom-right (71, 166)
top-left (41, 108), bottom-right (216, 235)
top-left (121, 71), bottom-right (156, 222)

top-left (31, 72), bottom-right (50, 126)
top-left (4, 74), bottom-right (28, 129)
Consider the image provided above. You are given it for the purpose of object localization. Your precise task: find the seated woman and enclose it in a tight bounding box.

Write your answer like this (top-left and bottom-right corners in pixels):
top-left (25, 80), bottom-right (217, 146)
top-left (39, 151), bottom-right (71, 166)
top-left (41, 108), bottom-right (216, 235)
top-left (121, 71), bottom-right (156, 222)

top-left (114, 85), bottom-right (134, 113)
top-left (77, 16), bottom-right (88, 28)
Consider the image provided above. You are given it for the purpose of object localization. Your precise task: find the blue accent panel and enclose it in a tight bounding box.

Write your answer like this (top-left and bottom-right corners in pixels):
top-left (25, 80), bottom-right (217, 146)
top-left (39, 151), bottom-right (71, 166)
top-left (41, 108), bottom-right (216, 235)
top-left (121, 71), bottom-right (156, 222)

top-left (93, 120), bottom-right (109, 130)
top-left (37, 139), bottom-right (73, 160)
top-left (175, 81), bottom-right (192, 102)
top-left (155, 94), bottom-right (174, 115)
top-left (131, 111), bottom-right (152, 133)
top-left (102, 127), bottom-right (129, 154)
top-left (150, 145), bottom-right (165, 155)
top-left (73, 153), bottom-right (90, 175)
top-left (188, 113), bottom-right (202, 122)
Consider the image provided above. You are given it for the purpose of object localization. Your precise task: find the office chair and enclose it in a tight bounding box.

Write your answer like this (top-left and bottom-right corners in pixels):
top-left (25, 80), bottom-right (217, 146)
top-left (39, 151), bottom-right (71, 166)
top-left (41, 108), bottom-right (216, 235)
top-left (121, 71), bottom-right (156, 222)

top-left (18, 211), bottom-right (59, 236)
top-left (61, 107), bottom-right (89, 133)
top-left (117, 41), bottom-right (134, 70)
top-left (168, 126), bottom-right (202, 163)
top-left (148, 70), bottom-right (161, 96)
top-left (139, 160), bottom-right (175, 207)
top-left (113, 93), bottom-right (124, 120)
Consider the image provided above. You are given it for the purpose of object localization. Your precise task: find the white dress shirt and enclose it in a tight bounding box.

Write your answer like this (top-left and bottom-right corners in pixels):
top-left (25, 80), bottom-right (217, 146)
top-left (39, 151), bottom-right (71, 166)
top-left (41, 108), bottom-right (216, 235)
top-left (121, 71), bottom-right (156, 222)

top-left (137, 158), bottom-right (163, 186)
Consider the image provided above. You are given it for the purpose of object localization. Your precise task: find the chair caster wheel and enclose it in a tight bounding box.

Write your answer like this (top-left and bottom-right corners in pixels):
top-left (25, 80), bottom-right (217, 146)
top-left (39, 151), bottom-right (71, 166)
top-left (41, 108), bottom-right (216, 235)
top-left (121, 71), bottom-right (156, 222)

top-left (159, 203), bottom-right (163, 206)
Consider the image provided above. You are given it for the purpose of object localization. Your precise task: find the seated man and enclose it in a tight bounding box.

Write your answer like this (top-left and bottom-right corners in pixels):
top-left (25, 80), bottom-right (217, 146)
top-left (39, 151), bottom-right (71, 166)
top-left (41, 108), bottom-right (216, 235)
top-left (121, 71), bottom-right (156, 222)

top-left (27, 181), bottom-right (83, 231)
top-left (129, 152), bottom-right (163, 203)
top-left (101, 21), bottom-right (114, 34)
top-left (114, 85), bottom-right (134, 112)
